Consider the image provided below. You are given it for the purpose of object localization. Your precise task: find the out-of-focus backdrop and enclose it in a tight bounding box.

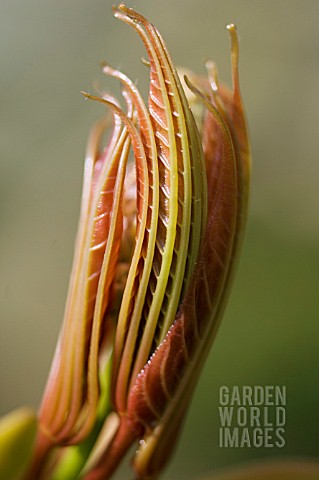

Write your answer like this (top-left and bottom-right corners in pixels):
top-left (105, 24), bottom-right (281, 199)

top-left (1, 1), bottom-right (319, 479)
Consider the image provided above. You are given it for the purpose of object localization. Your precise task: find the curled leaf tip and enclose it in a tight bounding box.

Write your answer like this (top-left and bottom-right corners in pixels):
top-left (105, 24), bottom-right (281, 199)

top-left (226, 22), bottom-right (237, 32)
top-left (227, 23), bottom-right (240, 89)
top-left (141, 57), bottom-right (151, 67)
top-left (99, 59), bottom-right (108, 70)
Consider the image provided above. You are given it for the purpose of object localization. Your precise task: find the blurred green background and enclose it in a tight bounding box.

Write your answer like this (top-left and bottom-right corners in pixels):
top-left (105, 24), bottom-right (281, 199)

top-left (1, 1), bottom-right (319, 479)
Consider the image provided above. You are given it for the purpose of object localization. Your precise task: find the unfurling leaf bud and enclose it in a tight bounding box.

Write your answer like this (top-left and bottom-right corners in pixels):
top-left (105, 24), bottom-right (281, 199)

top-left (25, 5), bottom-right (250, 480)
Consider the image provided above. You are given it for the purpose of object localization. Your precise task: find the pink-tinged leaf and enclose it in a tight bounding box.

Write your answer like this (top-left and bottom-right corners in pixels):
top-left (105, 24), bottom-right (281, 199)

top-left (38, 102), bottom-right (132, 447)
top-left (125, 25), bottom-right (251, 477)
top-left (112, 5), bottom-right (182, 385)
top-left (205, 24), bottom-right (251, 256)
top-left (111, 3), bottom-right (206, 414)
top-left (101, 63), bottom-right (160, 414)
top-left (126, 92), bottom-right (238, 477)
top-left (128, 86), bottom-right (237, 398)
